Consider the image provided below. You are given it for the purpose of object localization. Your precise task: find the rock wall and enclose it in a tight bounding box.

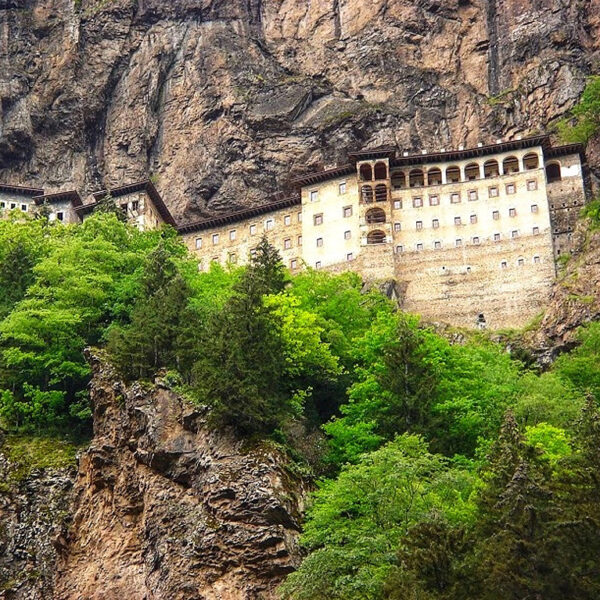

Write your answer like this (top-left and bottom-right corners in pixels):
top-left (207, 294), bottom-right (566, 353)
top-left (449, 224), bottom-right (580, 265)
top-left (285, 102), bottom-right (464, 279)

top-left (0, 439), bottom-right (75, 600)
top-left (52, 351), bottom-right (306, 600)
top-left (0, 0), bottom-right (598, 222)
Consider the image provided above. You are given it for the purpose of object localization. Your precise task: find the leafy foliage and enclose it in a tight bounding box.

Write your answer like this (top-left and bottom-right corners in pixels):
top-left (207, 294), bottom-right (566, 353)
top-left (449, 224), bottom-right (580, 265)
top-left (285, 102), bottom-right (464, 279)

top-left (557, 75), bottom-right (600, 144)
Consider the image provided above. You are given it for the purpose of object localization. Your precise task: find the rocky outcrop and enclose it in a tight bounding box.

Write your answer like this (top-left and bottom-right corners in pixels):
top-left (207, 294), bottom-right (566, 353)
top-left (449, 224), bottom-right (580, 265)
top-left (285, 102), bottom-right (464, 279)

top-left (51, 351), bottom-right (306, 600)
top-left (1, 0), bottom-right (599, 221)
top-left (531, 216), bottom-right (600, 361)
top-left (0, 439), bottom-right (75, 600)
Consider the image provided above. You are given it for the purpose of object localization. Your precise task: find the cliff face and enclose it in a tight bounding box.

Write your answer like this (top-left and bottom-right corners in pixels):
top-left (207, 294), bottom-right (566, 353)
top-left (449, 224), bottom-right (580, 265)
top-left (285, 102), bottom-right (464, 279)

top-left (0, 354), bottom-right (306, 600)
top-left (0, 0), bottom-right (598, 220)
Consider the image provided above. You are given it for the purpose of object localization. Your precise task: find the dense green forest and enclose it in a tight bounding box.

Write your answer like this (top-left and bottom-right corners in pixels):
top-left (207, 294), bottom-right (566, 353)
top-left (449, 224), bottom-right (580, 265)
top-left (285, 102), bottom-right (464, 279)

top-left (1, 207), bottom-right (600, 598)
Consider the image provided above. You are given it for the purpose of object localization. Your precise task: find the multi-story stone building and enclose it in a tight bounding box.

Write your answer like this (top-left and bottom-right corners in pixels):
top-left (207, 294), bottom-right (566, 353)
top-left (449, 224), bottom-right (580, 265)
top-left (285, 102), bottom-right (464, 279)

top-left (0, 135), bottom-right (588, 329)
top-left (180, 134), bottom-right (587, 329)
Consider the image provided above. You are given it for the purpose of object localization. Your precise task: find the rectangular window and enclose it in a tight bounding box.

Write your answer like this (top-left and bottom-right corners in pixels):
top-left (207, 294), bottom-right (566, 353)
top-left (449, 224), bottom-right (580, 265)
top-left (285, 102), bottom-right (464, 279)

top-left (131, 200), bottom-right (139, 211)
top-left (416, 243), bottom-right (423, 251)
top-left (489, 186), bottom-right (499, 198)
top-left (229, 252), bottom-right (237, 264)
top-left (393, 199), bottom-right (402, 209)
top-left (284, 215), bottom-right (291, 226)
top-left (120, 203), bottom-right (128, 212)
top-left (212, 233), bottom-right (219, 245)
top-left (531, 204), bottom-right (538, 213)
top-left (527, 179), bottom-right (538, 191)
top-left (315, 261), bottom-right (322, 269)
top-left (512, 230), bottom-right (519, 238)
top-left (454, 216), bottom-right (461, 225)
top-left (290, 259), bottom-right (298, 269)
top-left (506, 183), bottom-right (516, 195)
top-left (284, 238), bottom-right (291, 249)
top-left (501, 261), bottom-right (508, 269)
top-left (456, 238), bottom-right (462, 247)
top-left (298, 235), bottom-right (303, 246)
top-left (451, 192), bottom-right (461, 204)
top-left (416, 220), bottom-right (423, 230)
top-left (343, 206), bottom-right (352, 218)
top-left (346, 253), bottom-right (353, 261)
top-left (533, 226), bottom-right (540, 235)
top-left (298, 212), bottom-right (303, 223)
top-left (432, 218), bottom-right (439, 229)
top-left (230, 229), bottom-right (236, 241)
top-left (314, 213), bottom-right (323, 226)
top-left (534, 255), bottom-right (541, 264)
top-left (413, 197), bottom-right (423, 208)
top-left (195, 237), bottom-right (203, 249)
top-left (493, 210), bottom-right (500, 220)
top-left (396, 245), bottom-right (404, 253)
top-left (265, 219), bottom-right (274, 230)
top-left (316, 237), bottom-right (323, 247)
top-left (57, 212), bottom-right (64, 222)
top-left (472, 236), bottom-right (480, 245)
top-left (429, 195), bottom-right (439, 206)
top-left (20, 204), bottom-right (27, 212)
top-left (518, 258), bottom-right (525, 266)
top-left (509, 208), bottom-right (516, 217)
top-left (250, 224), bottom-right (257, 235)
top-left (494, 233), bottom-right (501, 242)
top-left (434, 241), bottom-right (442, 249)
top-left (468, 190), bottom-right (478, 201)
top-left (339, 181), bottom-right (347, 195)
top-left (394, 222), bottom-right (401, 232)
top-left (310, 190), bottom-right (318, 202)
top-left (0, 201), bottom-right (5, 208)
top-left (344, 230), bottom-right (351, 240)
top-left (10, 203), bottom-right (16, 210)
top-left (470, 214), bottom-right (477, 224)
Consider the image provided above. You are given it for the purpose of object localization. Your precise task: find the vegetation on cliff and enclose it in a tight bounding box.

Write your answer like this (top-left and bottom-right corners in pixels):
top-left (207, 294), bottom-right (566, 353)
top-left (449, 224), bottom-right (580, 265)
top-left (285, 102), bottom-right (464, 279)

top-left (0, 214), bottom-right (600, 597)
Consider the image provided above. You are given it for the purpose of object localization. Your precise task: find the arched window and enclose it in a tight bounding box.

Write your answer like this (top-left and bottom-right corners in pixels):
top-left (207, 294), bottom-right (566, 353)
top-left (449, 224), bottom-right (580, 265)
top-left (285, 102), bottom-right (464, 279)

top-left (409, 169), bottom-right (425, 187)
top-left (367, 230), bottom-right (386, 244)
top-left (374, 162), bottom-right (388, 180)
top-left (546, 162), bottom-right (562, 183)
top-left (524, 153), bottom-right (539, 170)
top-left (503, 156), bottom-right (519, 174)
top-left (391, 171), bottom-right (406, 189)
top-left (374, 184), bottom-right (388, 202)
top-left (483, 160), bottom-right (499, 178)
top-left (427, 168), bottom-right (442, 185)
top-left (465, 163), bottom-right (480, 181)
top-left (446, 166), bottom-right (461, 183)
top-left (365, 207), bottom-right (386, 224)
top-left (361, 185), bottom-right (374, 203)
top-left (359, 163), bottom-right (373, 181)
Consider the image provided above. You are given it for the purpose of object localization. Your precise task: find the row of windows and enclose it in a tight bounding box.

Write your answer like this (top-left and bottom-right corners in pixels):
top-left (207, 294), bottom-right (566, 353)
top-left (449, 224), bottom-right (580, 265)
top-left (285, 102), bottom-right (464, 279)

top-left (407, 206), bottom-right (539, 231)
top-left (356, 154), bottom-right (548, 186)
top-left (391, 180), bottom-right (537, 210)
top-left (195, 212), bottom-right (303, 248)
top-left (396, 228), bottom-right (540, 252)
top-left (293, 254), bottom-right (355, 271)
top-left (0, 201), bottom-right (66, 221)
top-left (0, 201), bottom-right (28, 212)
top-left (311, 181), bottom-right (349, 201)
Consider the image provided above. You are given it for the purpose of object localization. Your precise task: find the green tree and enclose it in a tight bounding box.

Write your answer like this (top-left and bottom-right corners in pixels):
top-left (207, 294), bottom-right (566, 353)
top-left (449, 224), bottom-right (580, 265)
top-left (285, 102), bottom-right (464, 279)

top-left (107, 240), bottom-right (192, 380)
top-left (557, 75), bottom-right (600, 144)
top-left (279, 435), bottom-right (477, 600)
top-left (191, 239), bottom-right (295, 435)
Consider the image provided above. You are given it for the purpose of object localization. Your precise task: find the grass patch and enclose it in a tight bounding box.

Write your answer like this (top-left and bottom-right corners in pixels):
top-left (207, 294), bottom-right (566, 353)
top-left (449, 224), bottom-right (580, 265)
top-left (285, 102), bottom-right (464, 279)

top-left (2, 435), bottom-right (81, 483)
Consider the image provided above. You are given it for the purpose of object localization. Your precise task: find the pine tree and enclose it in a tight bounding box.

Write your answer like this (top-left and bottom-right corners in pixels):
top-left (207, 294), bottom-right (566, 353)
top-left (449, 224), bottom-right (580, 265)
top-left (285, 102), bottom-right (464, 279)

top-left (108, 242), bottom-right (191, 379)
top-left (191, 238), bottom-right (294, 435)
top-left (464, 410), bottom-right (552, 600)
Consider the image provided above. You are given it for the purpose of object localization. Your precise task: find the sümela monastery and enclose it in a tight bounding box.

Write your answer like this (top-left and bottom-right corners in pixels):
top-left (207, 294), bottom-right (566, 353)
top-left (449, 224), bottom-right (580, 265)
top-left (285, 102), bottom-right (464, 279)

top-left (0, 134), bottom-right (588, 330)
